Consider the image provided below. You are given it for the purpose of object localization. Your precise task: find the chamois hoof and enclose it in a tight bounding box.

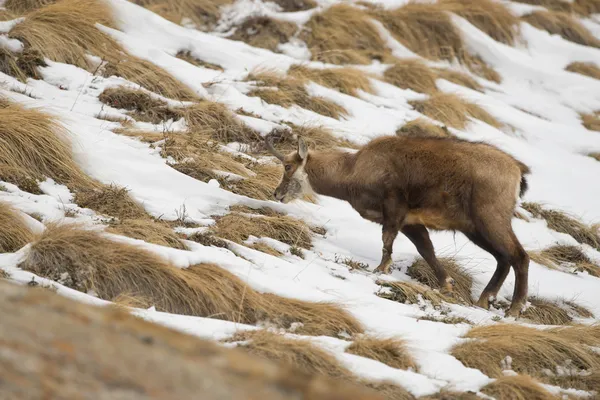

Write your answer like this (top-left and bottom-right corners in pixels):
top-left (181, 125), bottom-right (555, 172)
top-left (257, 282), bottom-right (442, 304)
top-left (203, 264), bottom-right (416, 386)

top-left (373, 262), bottom-right (392, 275)
top-left (505, 305), bottom-right (523, 319)
top-left (440, 277), bottom-right (454, 295)
top-left (476, 297), bottom-right (490, 310)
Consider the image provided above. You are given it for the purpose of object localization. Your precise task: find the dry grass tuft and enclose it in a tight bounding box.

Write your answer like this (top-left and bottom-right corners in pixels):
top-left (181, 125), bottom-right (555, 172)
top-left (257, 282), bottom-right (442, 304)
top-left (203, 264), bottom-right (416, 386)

top-left (271, 0), bottom-right (316, 12)
top-left (548, 371), bottom-right (600, 392)
top-left (362, 382), bottom-right (415, 400)
top-left (303, 4), bottom-right (392, 65)
top-left (588, 152), bottom-right (600, 162)
top-left (438, 0), bottom-right (520, 45)
top-left (564, 300), bottom-right (594, 319)
top-left (20, 224), bottom-right (363, 336)
top-left (176, 50), bottom-right (223, 71)
top-left (522, 297), bottom-right (572, 325)
top-left (229, 16), bottom-right (297, 52)
top-left (183, 101), bottom-right (260, 144)
top-left (409, 93), bottom-right (501, 130)
top-left (221, 163), bottom-right (280, 201)
top-left (131, 0), bottom-right (231, 30)
top-left (248, 70), bottom-right (347, 119)
top-left (4, 0), bottom-right (56, 14)
top-left (408, 257), bottom-right (474, 305)
top-left (377, 280), bottom-right (450, 306)
top-left (210, 207), bottom-right (312, 249)
top-left (530, 244), bottom-right (600, 277)
top-left (522, 202), bottom-right (600, 250)
top-left (111, 292), bottom-right (153, 309)
top-left (98, 87), bottom-right (181, 124)
top-left (0, 269), bottom-right (10, 280)
top-left (522, 10), bottom-right (600, 48)
top-left (346, 336), bottom-right (417, 371)
top-left (435, 68), bottom-right (483, 91)
top-left (481, 375), bottom-right (557, 400)
top-left (266, 124), bottom-right (350, 153)
top-left (515, 0), bottom-right (600, 17)
top-left (420, 391), bottom-right (479, 399)
top-left (75, 184), bottom-right (147, 220)
top-left (451, 324), bottom-right (600, 380)
top-left (581, 111), bottom-right (600, 131)
top-left (0, 47), bottom-right (47, 82)
top-left (0, 99), bottom-right (96, 192)
top-left (383, 59), bottom-right (438, 94)
top-left (566, 62), bottom-right (600, 80)
top-left (396, 119), bottom-right (451, 138)
top-left (0, 203), bottom-right (34, 253)
top-left (107, 219), bottom-right (187, 250)
top-left (289, 65), bottom-right (374, 96)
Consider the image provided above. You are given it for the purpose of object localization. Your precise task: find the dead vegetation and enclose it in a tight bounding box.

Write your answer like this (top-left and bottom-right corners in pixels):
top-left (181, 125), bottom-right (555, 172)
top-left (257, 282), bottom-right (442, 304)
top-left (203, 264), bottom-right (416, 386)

top-left (98, 87), bottom-right (181, 124)
top-left (4, 0), bottom-right (56, 14)
top-left (0, 203), bottom-right (34, 253)
top-left (384, 59), bottom-right (438, 94)
top-left (229, 16), bottom-right (297, 52)
top-left (210, 206), bottom-right (312, 249)
top-left (435, 68), bottom-right (483, 91)
top-left (438, 0), bottom-right (520, 45)
top-left (409, 93), bottom-right (501, 130)
top-left (514, 0), bottom-right (600, 16)
top-left (131, 0), bottom-right (232, 30)
top-left (529, 244), bottom-right (600, 277)
top-left (581, 111), bottom-right (600, 131)
top-left (265, 124), bottom-right (351, 154)
top-left (522, 202), bottom-right (600, 250)
top-left (566, 62), bottom-right (600, 80)
top-left (396, 119), bottom-right (451, 138)
top-left (521, 297), bottom-right (573, 325)
top-left (377, 280), bottom-right (450, 306)
top-left (0, 47), bottom-right (47, 82)
top-left (271, 0), bottom-right (316, 12)
top-left (183, 101), bottom-right (260, 143)
top-left (289, 65), bottom-right (374, 96)
top-left (0, 99), bottom-right (96, 193)
top-left (451, 324), bottom-right (600, 383)
top-left (107, 219), bottom-right (186, 250)
top-left (481, 375), bottom-right (558, 400)
top-left (303, 4), bottom-right (392, 65)
top-left (75, 184), bottom-right (147, 220)
top-left (408, 257), bottom-right (474, 305)
top-left (522, 10), bottom-right (600, 48)
top-left (221, 163), bottom-right (280, 201)
top-left (19, 224), bottom-right (363, 337)
top-left (176, 50), bottom-right (223, 71)
top-left (589, 152), bottom-right (600, 162)
top-left (346, 336), bottom-right (417, 371)
top-left (247, 70), bottom-right (347, 119)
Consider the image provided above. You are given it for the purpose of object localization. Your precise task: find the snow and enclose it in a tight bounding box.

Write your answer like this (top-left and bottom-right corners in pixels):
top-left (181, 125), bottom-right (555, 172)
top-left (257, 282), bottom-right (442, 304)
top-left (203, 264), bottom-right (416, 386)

top-left (2, 0), bottom-right (600, 397)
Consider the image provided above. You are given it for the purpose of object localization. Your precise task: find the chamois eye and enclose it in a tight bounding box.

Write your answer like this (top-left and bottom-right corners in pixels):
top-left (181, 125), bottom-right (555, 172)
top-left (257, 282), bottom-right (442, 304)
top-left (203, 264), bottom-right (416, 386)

top-left (285, 165), bottom-right (292, 172)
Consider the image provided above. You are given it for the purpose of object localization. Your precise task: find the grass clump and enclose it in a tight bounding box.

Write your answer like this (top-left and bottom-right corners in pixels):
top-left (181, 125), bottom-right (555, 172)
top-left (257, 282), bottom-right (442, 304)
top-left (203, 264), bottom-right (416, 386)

top-left (0, 99), bottom-right (95, 193)
top-left (530, 244), bottom-right (599, 277)
top-left (435, 68), bottom-right (483, 91)
top-left (20, 224), bottom-right (363, 336)
top-left (289, 65), bottom-right (374, 96)
top-left (522, 10), bottom-right (600, 48)
top-left (516, 0), bottom-right (600, 16)
top-left (409, 93), bottom-right (501, 130)
top-left (481, 375), bottom-right (557, 400)
top-left (107, 219), bottom-right (186, 250)
top-left (176, 50), bottom-right (222, 71)
top-left (566, 62), bottom-right (600, 80)
top-left (248, 70), bottom-right (347, 119)
top-left (271, 0), bottom-right (316, 12)
top-left (229, 16), bottom-right (297, 52)
top-left (522, 202), bottom-right (600, 250)
top-left (183, 101), bottom-right (260, 144)
top-left (221, 163), bottom-right (280, 201)
top-left (265, 124), bottom-right (350, 153)
top-left (408, 257), bottom-right (474, 305)
top-left (210, 206), bottom-right (312, 249)
top-left (521, 297), bottom-right (573, 325)
top-left (383, 59), bottom-right (438, 94)
top-left (75, 184), bottom-right (146, 220)
top-left (346, 336), bottom-right (417, 371)
top-left (0, 203), bottom-right (34, 253)
top-left (581, 111), bottom-right (600, 131)
top-left (0, 47), bottom-right (47, 82)
top-left (377, 280), bottom-right (450, 306)
top-left (303, 4), bottom-right (392, 65)
top-left (438, 0), bottom-right (520, 45)
top-left (396, 119), bottom-right (451, 138)
top-left (131, 0), bottom-right (231, 30)
top-left (4, 0), bottom-right (56, 14)
top-left (589, 153), bottom-right (600, 162)
top-left (451, 324), bottom-right (600, 380)
top-left (98, 87), bottom-right (181, 124)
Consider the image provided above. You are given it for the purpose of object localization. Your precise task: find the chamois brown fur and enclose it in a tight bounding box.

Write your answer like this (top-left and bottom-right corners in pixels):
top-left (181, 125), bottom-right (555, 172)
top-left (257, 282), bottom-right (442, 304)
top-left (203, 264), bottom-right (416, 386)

top-left (266, 135), bottom-right (531, 316)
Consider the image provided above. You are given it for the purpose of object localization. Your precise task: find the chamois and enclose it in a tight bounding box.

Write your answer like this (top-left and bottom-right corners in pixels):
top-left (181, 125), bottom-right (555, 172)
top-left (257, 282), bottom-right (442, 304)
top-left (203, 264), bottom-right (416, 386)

top-left (266, 134), bottom-right (531, 317)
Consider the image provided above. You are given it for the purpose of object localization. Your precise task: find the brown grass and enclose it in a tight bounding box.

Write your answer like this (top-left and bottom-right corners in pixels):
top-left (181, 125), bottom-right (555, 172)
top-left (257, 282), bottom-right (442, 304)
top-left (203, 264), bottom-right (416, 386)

top-left (289, 65), bottom-right (375, 96)
top-left (107, 219), bottom-right (186, 250)
top-left (131, 0), bottom-right (232, 30)
top-left (420, 391), bottom-right (479, 399)
top-left (438, 0), bottom-right (520, 45)
top-left (564, 300), bottom-right (594, 319)
top-left (435, 68), bottom-right (483, 91)
top-left (4, 0), bottom-right (55, 14)
top-left (481, 375), bottom-right (558, 400)
top-left (222, 163), bottom-right (280, 201)
top-left (229, 16), bottom-right (297, 52)
top-left (176, 50), bottom-right (223, 71)
top-left (111, 292), bottom-right (153, 309)
top-left (530, 244), bottom-right (600, 277)
top-left (522, 202), bottom-right (600, 250)
top-left (0, 99), bottom-right (96, 192)
top-left (265, 124), bottom-right (350, 154)
top-left (0, 203), bottom-right (34, 253)
top-left (589, 152), bottom-right (600, 162)
top-left (409, 93), bottom-right (501, 130)
top-left (377, 280), bottom-right (450, 306)
top-left (566, 62), bottom-right (600, 80)
top-left (303, 4), bottom-right (392, 65)
top-left (98, 87), bottom-right (181, 124)
top-left (20, 224), bottom-right (363, 337)
top-left (75, 184), bottom-right (147, 220)
top-left (522, 10), bottom-right (600, 48)
top-left (0, 269), bottom-right (10, 280)
top-left (346, 336), bottom-right (417, 370)
top-left (383, 59), bottom-right (438, 94)
top-left (248, 70), bottom-right (347, 119)
top-left (522, 297), bottom-right (573, 325)
top-left (581, 111), bottom-right (600, 131)
top-left (0, 47), bottom-right (47, 82)
top-left (514, 0), bottom-right (600, 16)
top-left (210, 207), bottom-right (312, 249)
top-left (451, 324), bottom-right (600, 380)
top-left (548, 371), bottom-right (600, 392)
top-left (396, 118), bottom-right (451, 138)
top-left (271, 0), bottom-right (316, 12)
top-left (408, 257), bottom-right (474, 305)
top-left (183, 101), bottom-right (260, 144)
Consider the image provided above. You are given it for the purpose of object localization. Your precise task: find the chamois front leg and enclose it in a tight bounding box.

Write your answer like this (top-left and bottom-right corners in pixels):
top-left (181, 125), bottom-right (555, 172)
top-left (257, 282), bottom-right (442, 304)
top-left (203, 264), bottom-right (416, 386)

top-left (374, 196), bottom-right (406, 274)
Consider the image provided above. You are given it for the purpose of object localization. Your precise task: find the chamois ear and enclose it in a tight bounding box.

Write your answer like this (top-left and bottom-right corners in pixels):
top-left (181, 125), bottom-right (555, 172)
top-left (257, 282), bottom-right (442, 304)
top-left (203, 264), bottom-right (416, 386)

top-left (298, 137), bottom-right (308, 160)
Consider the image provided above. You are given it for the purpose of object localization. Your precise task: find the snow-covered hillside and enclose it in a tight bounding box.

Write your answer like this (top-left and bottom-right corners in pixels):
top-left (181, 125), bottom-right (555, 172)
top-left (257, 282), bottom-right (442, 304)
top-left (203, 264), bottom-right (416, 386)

top-left (1, 0), bottom-right (600, 398)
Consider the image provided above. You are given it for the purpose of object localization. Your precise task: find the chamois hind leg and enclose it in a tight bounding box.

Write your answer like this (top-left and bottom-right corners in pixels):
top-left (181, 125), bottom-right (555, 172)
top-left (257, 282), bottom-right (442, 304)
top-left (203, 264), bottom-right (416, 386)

top-left (401, 224), bottom-right (453, 293)
top-left (374, 196), bottom-right (406, 274)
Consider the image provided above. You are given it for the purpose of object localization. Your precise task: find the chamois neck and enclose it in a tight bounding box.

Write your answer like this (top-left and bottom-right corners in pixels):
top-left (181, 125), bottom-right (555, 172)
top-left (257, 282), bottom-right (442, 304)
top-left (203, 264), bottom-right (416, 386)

top-left (304, 150), bottom-right (354, 201)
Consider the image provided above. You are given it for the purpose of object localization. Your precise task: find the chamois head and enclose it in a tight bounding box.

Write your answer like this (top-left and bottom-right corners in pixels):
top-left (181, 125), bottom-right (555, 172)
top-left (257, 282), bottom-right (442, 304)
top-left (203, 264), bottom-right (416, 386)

top-left (265, 136), bottom-right (312, 203)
